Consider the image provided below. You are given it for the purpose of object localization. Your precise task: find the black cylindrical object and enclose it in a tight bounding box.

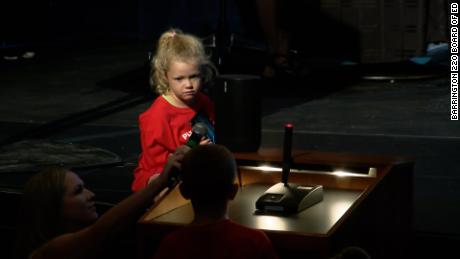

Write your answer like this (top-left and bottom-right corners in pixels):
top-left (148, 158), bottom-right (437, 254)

top-left (213, 74), bottom-right (261, 152)
top-left (282, 123), bottom-right (293, 185)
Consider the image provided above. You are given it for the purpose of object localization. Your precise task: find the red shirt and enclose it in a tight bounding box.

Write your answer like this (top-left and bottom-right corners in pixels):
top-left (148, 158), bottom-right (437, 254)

top-left (132, 93), bottom-right (214, 192)
top-left (152, 219), bottom-right (278, 259)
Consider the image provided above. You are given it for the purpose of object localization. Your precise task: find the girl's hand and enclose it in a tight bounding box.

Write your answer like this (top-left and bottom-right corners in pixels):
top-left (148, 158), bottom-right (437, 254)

top-left (199, 136), bottom-right (212, 145)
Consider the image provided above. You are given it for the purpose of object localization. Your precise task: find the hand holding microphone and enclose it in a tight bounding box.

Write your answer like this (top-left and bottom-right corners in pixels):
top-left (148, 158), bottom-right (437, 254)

top-left (185, 122), bottom-right (209, 148)
top-left (167, 123), bottom-right (209, 188)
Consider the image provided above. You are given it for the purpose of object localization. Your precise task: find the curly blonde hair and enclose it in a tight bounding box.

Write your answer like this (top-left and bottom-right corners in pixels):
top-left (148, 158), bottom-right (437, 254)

top-left (150, 28), bottom-right (217, 95)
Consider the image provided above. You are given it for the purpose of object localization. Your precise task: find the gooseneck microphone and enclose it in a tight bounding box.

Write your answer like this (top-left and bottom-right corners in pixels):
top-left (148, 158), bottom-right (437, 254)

top-left (256, 123), bottom-right (324, 213)
top-left (282, 123), bottom-right (293, 186)
top-left (168, 123), bottom-right (208, 188)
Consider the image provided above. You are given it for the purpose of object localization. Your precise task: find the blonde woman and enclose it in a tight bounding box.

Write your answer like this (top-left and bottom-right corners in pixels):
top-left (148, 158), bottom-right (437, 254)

top-left (15, 145), bottom-right (187, 259)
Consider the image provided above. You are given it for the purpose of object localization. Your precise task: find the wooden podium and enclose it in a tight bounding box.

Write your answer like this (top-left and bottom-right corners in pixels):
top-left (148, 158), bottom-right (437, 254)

top-left (137, 149), bottom-right (413, 259)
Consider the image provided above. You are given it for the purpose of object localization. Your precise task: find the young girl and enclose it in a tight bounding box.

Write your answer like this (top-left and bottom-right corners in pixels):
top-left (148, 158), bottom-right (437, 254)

top-left (132, 29), bottom-right (216, 192)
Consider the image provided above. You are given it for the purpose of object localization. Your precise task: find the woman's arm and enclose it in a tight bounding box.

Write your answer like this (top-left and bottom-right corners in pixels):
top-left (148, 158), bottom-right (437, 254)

top-left (32, 146), bottom-right (190, 259)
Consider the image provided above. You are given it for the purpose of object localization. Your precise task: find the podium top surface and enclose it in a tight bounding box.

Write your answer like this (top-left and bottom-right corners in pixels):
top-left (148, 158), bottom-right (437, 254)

top-left (147, 183), bottom-right (361, 236)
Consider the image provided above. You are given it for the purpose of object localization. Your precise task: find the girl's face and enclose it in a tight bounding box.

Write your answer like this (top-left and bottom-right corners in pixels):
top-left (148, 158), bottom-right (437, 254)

top-left (166, 60), bottom-right (202, 107)
top-left (61, 171), bottom-right (98, 226)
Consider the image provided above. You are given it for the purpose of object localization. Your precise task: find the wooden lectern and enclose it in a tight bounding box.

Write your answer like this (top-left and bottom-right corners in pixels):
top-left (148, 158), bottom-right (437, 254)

top-left (137, 149), bottom-right (413, 259)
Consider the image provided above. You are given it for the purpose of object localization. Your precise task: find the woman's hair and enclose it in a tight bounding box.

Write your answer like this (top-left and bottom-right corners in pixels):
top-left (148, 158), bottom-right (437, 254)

top-left (15, 166), bottom-right (68, 258)
top-left (150, 28), bottom-right (217, 95)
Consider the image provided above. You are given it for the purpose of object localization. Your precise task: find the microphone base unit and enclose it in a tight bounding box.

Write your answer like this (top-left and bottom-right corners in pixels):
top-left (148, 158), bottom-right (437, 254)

top-left (256, 183), bottom-right (323, 214)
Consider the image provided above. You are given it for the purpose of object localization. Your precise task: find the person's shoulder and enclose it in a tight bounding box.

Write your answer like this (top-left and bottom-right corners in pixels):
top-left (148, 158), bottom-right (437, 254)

top-left (224, 220), bottom-right (269, 240)
top-left (29, 229), bottom-right (92, 259)
top-left (142, 96), bottom-right (169, 114)
top-left (153, 228), bottom-right (190, 259)
top-left (223, 220), bottom-right (278, 257)
top-left (159, 226), bottom-right (192, 245)
top-left (195, 92), bottom-right (214, 118)
top-left (139, 96), bottom-right (170, 122)
top-left (196, 92), bottom-right (213, 105)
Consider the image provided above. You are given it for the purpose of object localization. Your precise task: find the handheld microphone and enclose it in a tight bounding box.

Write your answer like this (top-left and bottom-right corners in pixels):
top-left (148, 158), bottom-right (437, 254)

top-left (168, 123), bottom-right (208, 188)
top-left (186, 123), bottom-right (208, 148)
top-left (282, 123), bottom-right (293, 186)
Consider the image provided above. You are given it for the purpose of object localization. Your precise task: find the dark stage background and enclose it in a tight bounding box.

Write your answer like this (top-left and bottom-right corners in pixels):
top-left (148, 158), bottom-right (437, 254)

top-left (0, 0), bottom-right (456, 258)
